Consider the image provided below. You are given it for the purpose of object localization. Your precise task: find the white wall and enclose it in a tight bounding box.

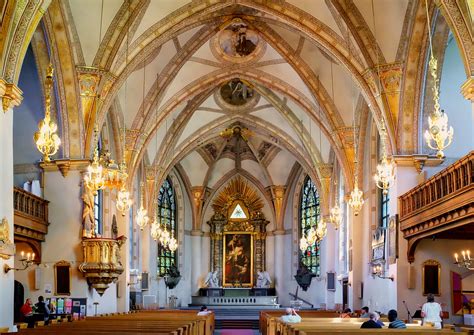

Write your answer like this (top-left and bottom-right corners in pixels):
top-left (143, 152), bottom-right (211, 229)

top-left (14, 171), bottom-right (122, 316)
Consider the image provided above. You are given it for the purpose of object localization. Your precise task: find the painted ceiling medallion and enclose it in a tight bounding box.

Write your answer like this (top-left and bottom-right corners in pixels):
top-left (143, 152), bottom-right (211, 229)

top-left (211, 18), bottom-right (266, 64)
top-left (215, 78), bottom-right (260, 111)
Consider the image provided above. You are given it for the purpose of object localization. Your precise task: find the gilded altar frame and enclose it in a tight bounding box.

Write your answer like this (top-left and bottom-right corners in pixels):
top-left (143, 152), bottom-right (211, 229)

top-left (222, 231), bottom-right (254, 287)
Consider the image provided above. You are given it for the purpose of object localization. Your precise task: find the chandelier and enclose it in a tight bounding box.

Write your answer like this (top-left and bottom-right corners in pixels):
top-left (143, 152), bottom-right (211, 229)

top-left (116, 184), bottom-right (132, 215)
top-left (374, 123), bottom-right (395, 195)
top-left (348, 176), bottom-right (364, 216)
top-left (423, 2), bottom-right (453, 159)
top-left (84, 146), bottom-right (105, 195)
top-left (34, 64), bottom-right (61, 162)
top-left (136, 184), bottom-right (149, 230)
top-left (454, 250), bottom-right (473, 270)
top-left (299, 218), bottom-right (327, 251)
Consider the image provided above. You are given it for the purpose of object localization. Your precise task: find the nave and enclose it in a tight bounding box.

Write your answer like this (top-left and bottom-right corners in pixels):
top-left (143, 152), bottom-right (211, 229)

top-left (0, 0), bottom-right (473, 334)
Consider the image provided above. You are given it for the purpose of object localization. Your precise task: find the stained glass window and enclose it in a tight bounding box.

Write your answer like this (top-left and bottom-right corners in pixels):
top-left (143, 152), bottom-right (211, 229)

top-left (157, 177), bottom-right (177, 276)
top-left (300, 176), bottom-right (321, 275)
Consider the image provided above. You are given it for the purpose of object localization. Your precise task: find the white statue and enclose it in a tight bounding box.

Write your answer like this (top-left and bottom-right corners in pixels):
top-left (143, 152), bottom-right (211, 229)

top-left (204, 271), bottom-right (219, 288)
top-left (256, 271), bottom-right (272, 288)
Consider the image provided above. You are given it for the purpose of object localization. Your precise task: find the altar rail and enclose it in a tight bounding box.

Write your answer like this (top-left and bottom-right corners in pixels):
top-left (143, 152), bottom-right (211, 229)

top-left (192, 295), bottom-right (279, 307)
top-left (399, 151), bottom-right (474, 262)
top-left (13, 187), bottom-right (50, 261)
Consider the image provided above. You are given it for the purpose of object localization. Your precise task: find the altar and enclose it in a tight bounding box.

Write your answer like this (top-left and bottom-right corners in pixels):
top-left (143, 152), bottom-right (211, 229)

top-left (190, 177), bottom-right (279, 308)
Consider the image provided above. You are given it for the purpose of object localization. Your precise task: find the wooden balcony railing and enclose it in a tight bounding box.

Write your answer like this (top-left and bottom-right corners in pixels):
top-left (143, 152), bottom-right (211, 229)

top-left (14, 187), bottom-right (48, 223)
top-left (13, 187), bottom-right (50, 260)
top-left (399, 151), bottom-right (474, 262)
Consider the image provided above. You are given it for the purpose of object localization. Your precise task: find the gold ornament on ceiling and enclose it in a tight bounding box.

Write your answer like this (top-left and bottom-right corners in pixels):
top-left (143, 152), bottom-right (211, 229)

top-left (220, 125), bottom-right (253, 142)
top-left (212, 176), bottom-right (264, 215)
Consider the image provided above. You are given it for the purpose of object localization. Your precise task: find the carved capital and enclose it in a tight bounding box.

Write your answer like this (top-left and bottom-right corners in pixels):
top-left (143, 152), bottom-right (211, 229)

top-left (461, 76), bottom-right (474, 101)
top-left (317, 163), bottom-right (333, 179)
top-left (0, 79), bottom-right (23, 112)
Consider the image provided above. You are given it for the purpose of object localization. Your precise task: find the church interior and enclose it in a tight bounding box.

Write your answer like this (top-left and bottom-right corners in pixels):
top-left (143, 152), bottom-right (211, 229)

top-left (0, 0), bottom-right (473, 334)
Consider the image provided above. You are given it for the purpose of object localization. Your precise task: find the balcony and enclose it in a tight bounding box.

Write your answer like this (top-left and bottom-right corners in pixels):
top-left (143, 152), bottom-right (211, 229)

top-left (13, 187), bottom-right (50, 260)
top-left (399, 151), bottom-right (474, 262)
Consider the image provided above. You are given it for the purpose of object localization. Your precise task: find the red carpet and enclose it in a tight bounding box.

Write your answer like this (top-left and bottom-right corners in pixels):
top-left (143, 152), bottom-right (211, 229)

top-left (219, 330), bottom-right (255, 335)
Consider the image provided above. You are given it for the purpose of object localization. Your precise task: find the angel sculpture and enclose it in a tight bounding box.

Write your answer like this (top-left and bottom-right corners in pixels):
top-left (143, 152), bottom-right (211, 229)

top-left (256, 271), bottom-right (272, 288)
top-left (204, 271), bottom-right (219, 288)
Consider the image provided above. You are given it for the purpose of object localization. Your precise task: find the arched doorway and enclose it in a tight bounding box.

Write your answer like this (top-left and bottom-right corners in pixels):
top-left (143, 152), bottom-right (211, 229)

top-left (14, 280), bottom-right (24, 323)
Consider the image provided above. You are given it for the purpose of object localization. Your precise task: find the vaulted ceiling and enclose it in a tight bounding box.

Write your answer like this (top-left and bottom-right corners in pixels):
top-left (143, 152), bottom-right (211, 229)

top-left (35, 0), bottom-right (417, 199)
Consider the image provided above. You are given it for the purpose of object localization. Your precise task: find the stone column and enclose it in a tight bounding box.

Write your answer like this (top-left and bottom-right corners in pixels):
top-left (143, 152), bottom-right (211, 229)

top-left (273, 230), bottom-right (285, 296)
top-left (190, 230), bottom-right (203, 294)
top-left (0, 81), bottom-right (21, 330)
top-left (116, 212), bottom-right (130, 312)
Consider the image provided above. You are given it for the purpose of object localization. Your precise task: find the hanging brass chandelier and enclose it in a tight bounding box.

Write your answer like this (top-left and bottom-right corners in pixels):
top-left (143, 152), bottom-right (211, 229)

top-left (348, 175), bottom-right (364, 216)
top-left (34, 64), bottom-right (61, 162)
top-left (423, 0), bottom-right (453, 159)
top-left (374, 122), bottom-right (395, 195)
top-left (299, 218), bottom-right (327, 252)
top-left (136, 183), bottom-right (149, 230)
top-left (116, 184), bottom-right (132, 214)
top-left (84, 136), bottom-right (106, 196)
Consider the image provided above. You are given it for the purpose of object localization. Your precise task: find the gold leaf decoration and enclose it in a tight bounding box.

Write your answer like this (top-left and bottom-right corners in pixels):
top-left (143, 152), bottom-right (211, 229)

top-left (212, 176), bottom-right (263, 215)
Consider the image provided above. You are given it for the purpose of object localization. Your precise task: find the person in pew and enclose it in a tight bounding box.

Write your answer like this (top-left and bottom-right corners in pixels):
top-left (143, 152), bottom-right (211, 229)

top-left (360, 306), bottom-right (370, 318)
top-left (281, 308), bottom-right (302, 323)
top-left (374, 312), bottom-right (385, 327)
top-left (388, 309), bottom-right (406, 328)
top-left (340, 308), bottom-right (352, 318)
top-left (421, 294), bottom-right (443, 329)
top-left (360, 312), bottom-right (382, 328)
top-left (34, 296), bottom-right (50, 323)
top-left (20, 298), bottom-right (35, 328)
top-left (197, 305), bottom-right (211, 316)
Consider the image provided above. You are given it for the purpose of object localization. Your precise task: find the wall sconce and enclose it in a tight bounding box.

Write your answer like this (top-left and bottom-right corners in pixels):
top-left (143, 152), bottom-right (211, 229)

top-left (4, 251), bottom-right (36, 273)
top-left (371, 263), bottom-right (394, 281)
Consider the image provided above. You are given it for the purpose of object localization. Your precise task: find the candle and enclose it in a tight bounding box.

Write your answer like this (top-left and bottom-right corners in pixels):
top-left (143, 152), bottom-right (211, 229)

top-left (462, 250), bottom-right (466, 260)
top-left (27, 252), bottom-right (31, 261)
top-left (31, 253), bottom-right (35, 261)
top-left (21, 251), bottom-right (24, 259)
top-left (467, 250), bottom-right (471, 260)
top-left (455, 253), bottom-right (459, 262)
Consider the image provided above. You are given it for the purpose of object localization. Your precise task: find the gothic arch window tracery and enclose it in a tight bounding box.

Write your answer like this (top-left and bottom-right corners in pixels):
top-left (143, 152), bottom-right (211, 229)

top-left (157, 177), bottom-right (177, 276)
top-left (299, 176), bottom-right (321, 275)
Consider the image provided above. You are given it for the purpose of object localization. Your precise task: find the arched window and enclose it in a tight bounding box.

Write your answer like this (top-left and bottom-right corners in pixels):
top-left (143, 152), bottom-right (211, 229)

top-left (157, 177), bottom-right (177, 276)
top-left (93, 190), bottom-right (103, 236)
top-left (300, 176), bottom-right (321, 275)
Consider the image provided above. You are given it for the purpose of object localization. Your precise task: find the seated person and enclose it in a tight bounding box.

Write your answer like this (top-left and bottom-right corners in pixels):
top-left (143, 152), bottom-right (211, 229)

top-left (20, 298), bottom-right (33, 319)
top-left (360, 306), bottom-right (370, 318)
top-left (374, 312), bottom-right (385, 327)
top-left (340, 308), bottom-right (352, 318)
top-left (20, 298), bottom-right (35, 328)
top-left (388, 309), bottom-right (406, 329)
top-left (360, 312), bottom-right (382, 328)
top-left (35, 296), bottom-right (50, 322)
top-left (281, 308), bottom-right (301, 323)
top-left (197, 305), bottom-right (211, 316)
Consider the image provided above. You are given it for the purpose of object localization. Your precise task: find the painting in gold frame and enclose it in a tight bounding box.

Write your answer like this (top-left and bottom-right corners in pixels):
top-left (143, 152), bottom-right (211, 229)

top-left (422, 259), bottom-right (441, 296)
top-left (223, 232), bottom-right (253, 287)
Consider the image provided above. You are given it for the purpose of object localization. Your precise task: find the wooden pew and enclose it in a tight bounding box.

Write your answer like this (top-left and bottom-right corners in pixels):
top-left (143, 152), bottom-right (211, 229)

top-left (260, 310), bottom-right (340, 335)
top-left (7, 310), bottom-right (214, 335)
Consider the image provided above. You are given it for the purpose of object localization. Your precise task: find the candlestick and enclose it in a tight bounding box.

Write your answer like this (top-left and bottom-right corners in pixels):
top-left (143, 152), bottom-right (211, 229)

top-left (455, 253), bottom-right (459, 262)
